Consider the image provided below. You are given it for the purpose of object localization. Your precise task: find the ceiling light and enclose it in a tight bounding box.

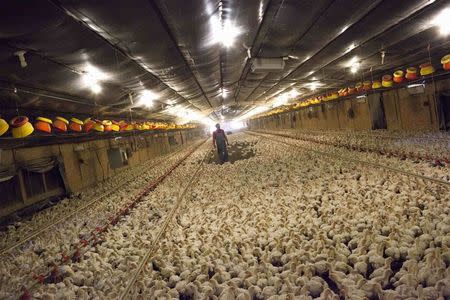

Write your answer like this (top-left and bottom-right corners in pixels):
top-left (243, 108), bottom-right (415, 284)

top-left (91, 83), bottom-right (102, 94)
top-left (340, 25), bottom-right (350, 33)
top-left (350, 64), bottom-right (360, 73)
top-left (432, 7), bottom-right (450, 35)
top-left (307, 81), bottom-right (323, 91)
top-left (346, 56), bottom-right (360, 73)
top-left (82, 64), bottom-right (108, 83)
top-left (165, 105), bottom-right (213, 125)
top-left (237, 106), bottom-right (270, 120)
top-left (81, 64), bottom-right (109, 94)
top-left (288, 89), bottom-right (300, 98)
top-left (210, 16), bottom-right (241, 48)
top-left (272, 94), bottom-right (289, 108)
top-left (221, 20), bottom-right (241, 47)
top-left (138, 90), bottom-right (158, 108)
top-left (258, 1), bottom-right (264, 22)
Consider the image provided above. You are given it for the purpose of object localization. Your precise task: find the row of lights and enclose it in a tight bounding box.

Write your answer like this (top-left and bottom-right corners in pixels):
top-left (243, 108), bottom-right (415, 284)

top-left (71, 4), bottom-right (450, 125)
top-left (271, 89), bottom-right (300, 108)
top-left (76, 1), bottom-right (243, 125)
top-left (81, 63), bottom-right (214, 125)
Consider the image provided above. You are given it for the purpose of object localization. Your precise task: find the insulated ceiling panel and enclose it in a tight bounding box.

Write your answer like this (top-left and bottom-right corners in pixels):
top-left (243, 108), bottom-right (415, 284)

top-left (0, 0), bottom-right (448, 121)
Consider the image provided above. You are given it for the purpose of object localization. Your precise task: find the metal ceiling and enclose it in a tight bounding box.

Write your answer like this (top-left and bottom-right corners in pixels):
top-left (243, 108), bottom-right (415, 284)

top-left (0, 0), bottom-right (448, 122)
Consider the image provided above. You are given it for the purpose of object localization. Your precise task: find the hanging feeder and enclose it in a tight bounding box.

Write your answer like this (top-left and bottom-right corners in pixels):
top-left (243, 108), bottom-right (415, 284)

top-left (355, 82), bottom-right (363, 93)
top-left (111, 121), bottom-right (120, 132)
top-left (102, 120), bottom-right (112, 132)
top-left (125, 124), bottom-right (134, 131)
top-left (35, 117), bottom-right (52, 134)
top-left (69, 118), bottom-right (83, 132)
top-left (53, 117), bottom-right (68, 133)
top-left (92, 120), bottom-right (104, 132)
top-left (441, 54), bottom-right (450, 70)
top-left (10, 116), bottom-right (34, 138)
top-left (382, 75), bottom-right (393, 87)
top-left (393, 70), bottom-right (404, 83)
top-left (363, 81), bottom-right (372, 91)
top-left (330, 92), bottom-right (339, 100)
top-left (338, 88), bottom-right (348, 97)
top-left (419, 62), bottom-right (435, 76)
top-left (348, 86), bottom-right (356, 94)
top-left (405, 67), bottom-right (418, 80)
top-left (372, 80), bottom-right (382, 89)
top-left (0, 118), bottom-right (9, 136)
top-left (119, 121), bottom-right (128, 131)
top-left (84, 118), bottom-right (95, 133)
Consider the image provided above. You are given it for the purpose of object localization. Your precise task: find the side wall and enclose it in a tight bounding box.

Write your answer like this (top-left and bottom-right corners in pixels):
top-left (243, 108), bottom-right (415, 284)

top-left (249, 78), bottom-right (450, 132)
top-left (0, 129), bottom-right (206, 218)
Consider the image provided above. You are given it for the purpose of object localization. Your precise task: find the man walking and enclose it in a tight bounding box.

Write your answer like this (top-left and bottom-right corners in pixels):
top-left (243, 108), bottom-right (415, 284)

top-left (212, 123), bottom-right (229, 164)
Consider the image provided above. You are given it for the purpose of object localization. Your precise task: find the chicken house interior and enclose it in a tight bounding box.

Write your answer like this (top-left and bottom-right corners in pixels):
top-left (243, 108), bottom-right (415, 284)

top-left (0, 0), bottom-right (450, 299)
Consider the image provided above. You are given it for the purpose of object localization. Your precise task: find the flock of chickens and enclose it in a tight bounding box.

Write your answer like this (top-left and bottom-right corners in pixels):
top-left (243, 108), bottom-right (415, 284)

top-left (0, 131), bottom-right (449, 299)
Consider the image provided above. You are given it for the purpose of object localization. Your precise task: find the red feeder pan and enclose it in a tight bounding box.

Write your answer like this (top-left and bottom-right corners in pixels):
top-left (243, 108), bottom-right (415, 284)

top-left (405, 67), bottom-right (418, 80)
top-left (441, 54), bottom-right (450, 70)
top-left (393, 70), bottom-right (404, 83)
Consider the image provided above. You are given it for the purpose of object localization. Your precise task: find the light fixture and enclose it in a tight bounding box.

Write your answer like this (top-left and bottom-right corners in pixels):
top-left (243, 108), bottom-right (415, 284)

top-left (431, 7), bottom-right (450, 36)
top-left (91, 83), bottom-right (102, 94)
top-left (237, 105), bottom-right (270, 120)
top-left (81, 64), bottom-right (109, 94)
top-left (137, 90), bottom-right (159, 108)
top-left (165, 105), bottom-right (214, 126)
top-left (340, 25), bottom-right (350, 34)
top-left (347, 56), bottom-right (360, 74)
top-left (210, 15), bottom-right (241, 48)
top-left (288, 89), bottom-right (300, 98)
top-left (221, 88), bottom-right (227, 98)
top-left (272, 93), bottom-right (289, 108)
top-left (258, 1), bottom-right (264, 21)
top-left (306, 81), bottom-right (323, 91)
